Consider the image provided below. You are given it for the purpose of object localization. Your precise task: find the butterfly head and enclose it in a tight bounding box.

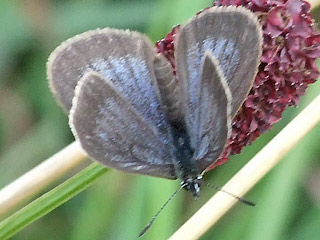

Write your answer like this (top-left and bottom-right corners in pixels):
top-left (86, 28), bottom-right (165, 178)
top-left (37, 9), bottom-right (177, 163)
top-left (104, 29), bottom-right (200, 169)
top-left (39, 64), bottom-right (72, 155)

top-left (182, 175), bottom-right (203, 199)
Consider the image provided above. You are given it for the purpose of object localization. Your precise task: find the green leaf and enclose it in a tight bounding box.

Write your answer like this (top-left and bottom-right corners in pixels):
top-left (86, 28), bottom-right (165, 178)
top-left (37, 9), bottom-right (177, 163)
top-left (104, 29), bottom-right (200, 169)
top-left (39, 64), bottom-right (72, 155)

top-left (0, 163), bottom-right (108, 240)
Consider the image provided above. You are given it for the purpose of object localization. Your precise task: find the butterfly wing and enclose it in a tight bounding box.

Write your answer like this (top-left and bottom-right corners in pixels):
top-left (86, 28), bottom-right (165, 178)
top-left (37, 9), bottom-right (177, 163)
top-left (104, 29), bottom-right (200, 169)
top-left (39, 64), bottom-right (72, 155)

top-left (70, 72), bottom-right (176, 179)
top-left (48, 29), bottom-right (176, 179)
top-left (48, 29), bottom-right (161, 119)
top-left (176, 6), bottom-right (262, 119)
top-left (175, 6), bottom-right (262, 170)
top-left (194, 52), bottom-right (232, 172)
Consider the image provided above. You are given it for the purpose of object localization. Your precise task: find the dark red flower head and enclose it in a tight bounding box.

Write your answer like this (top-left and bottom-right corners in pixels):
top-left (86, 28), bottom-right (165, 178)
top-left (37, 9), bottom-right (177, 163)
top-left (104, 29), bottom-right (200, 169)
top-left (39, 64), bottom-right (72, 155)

top-left (156, 0), bottom-right (320, 169)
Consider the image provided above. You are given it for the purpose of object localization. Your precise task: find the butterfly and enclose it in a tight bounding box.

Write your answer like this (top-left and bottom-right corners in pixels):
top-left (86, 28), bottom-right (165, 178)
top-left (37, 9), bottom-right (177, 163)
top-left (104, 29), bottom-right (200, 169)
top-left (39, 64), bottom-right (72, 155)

top-left (47, 6), bottom-right (262, 198)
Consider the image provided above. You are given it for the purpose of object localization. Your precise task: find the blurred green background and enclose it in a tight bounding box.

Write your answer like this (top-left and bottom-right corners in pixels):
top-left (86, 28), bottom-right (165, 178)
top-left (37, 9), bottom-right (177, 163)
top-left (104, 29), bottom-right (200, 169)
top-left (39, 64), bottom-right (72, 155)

top-left (0, 0), bottom-right (320, 239)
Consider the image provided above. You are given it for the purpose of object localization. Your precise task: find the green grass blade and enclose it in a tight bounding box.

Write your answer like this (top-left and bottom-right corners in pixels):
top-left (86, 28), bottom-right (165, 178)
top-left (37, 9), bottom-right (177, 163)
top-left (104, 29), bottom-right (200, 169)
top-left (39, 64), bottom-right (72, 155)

top-left (0, 162), bottom-right (108, 239)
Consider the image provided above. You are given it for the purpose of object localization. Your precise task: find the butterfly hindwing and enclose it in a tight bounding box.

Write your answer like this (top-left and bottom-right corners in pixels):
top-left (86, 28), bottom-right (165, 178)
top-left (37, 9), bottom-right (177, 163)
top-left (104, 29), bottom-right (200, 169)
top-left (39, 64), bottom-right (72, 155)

top-left (193, 52), bottom-right (232, 172)
top-left (70, 72), bottom-right (176, 179)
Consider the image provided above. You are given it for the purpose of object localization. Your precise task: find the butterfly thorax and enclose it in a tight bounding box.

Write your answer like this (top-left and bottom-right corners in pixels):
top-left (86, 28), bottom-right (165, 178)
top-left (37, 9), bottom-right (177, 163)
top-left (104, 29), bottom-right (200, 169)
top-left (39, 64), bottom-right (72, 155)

top-left (170, 120), bottom-right (202, 198)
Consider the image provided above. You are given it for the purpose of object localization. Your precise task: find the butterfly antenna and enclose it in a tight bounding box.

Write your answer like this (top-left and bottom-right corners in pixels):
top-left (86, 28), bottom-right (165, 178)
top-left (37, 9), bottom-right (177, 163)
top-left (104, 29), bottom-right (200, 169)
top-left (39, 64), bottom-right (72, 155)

top-left (204, 181), bottom-right (256, 206)
top-left (138, 184), bottom-right (185, 237)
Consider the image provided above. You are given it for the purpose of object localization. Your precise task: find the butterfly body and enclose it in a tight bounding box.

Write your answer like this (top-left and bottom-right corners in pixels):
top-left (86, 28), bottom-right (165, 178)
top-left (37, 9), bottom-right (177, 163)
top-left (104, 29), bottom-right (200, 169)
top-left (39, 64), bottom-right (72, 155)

top-left (169, 119), bottom-right (202, 197)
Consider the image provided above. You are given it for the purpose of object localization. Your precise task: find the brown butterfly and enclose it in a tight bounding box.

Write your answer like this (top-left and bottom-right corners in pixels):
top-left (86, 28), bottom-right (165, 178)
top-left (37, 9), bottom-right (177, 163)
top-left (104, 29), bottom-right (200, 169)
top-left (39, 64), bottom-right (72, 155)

top-left (47, 6), bottom-right (262, 199)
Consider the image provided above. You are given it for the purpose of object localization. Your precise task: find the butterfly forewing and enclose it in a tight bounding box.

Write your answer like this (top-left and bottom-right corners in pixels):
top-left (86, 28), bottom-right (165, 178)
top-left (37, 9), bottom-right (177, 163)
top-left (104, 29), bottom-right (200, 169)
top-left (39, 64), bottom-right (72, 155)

top-left (193, 52), bottom-right (232, 172)
top-left (70, 72), bottom-right (176, 179)
top-left (48, 29), bottom-right (163, 122)
top-left (176, 6), bottom-right (263, 152)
